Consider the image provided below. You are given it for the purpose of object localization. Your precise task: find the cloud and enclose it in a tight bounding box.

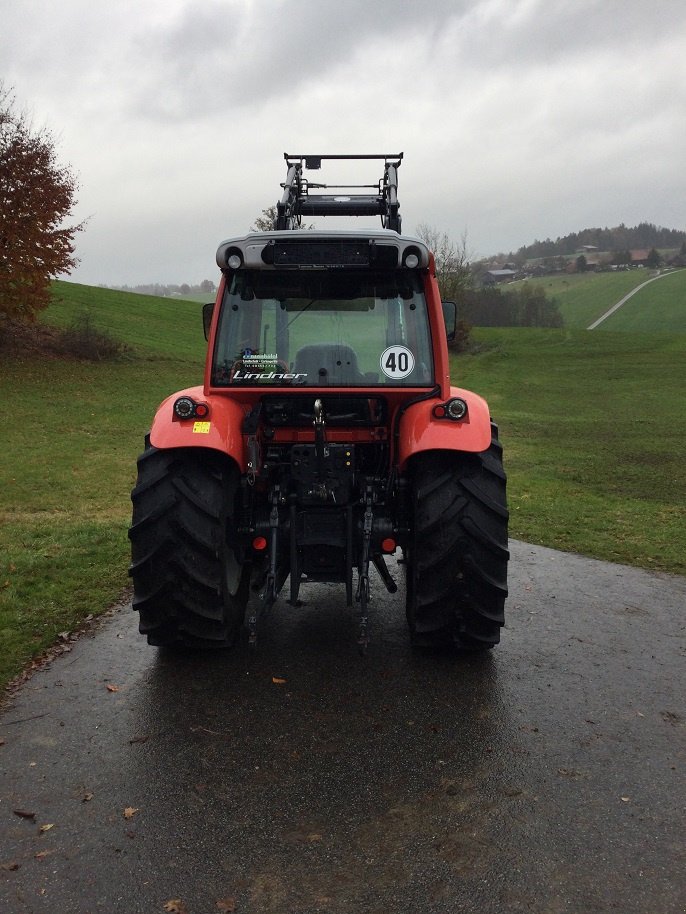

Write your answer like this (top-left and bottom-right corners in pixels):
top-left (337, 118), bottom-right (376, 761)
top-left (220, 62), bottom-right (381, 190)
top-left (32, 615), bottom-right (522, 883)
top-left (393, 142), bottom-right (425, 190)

top-left (2, 0), bottom-right (686, 282)
top-left (130, 0), bottom-right (471, 120)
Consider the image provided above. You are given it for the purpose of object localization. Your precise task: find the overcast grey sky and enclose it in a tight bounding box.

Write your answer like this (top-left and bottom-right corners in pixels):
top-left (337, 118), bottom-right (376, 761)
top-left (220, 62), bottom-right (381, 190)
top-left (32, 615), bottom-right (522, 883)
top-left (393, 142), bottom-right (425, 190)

top-left (3, 0), bottom-right (685, 285)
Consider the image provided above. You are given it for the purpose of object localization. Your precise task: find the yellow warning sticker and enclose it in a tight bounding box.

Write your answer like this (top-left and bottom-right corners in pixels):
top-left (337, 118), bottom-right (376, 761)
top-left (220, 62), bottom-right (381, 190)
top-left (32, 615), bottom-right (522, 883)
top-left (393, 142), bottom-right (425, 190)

top-left (193, 421), bottom-right (211, 434)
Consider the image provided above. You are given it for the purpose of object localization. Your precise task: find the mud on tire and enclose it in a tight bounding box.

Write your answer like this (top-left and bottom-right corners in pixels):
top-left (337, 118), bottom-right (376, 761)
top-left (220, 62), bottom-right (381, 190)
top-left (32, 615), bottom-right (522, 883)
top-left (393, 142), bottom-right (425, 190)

top-left (128, 442), bottom-right (249, 647)
top-left (406, 424), bottom-right (509, 650)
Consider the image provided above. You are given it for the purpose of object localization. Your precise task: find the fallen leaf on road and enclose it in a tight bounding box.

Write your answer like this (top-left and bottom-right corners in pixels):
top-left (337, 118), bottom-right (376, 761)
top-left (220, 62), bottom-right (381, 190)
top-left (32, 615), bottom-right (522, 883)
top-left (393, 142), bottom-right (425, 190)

top-left (106, 684), bottom-right (120, 693)
top-left (82, 793), bottom-right (94, 802)
top-left (13, 809), bottom-right (36, 820)
top-left (1, 861), bottom-right (20, 871)
top-left (39, 824), bottom-right (54, 833)
top-left (164, 900), bottom-right (188, 914)
top-left (123, 807), bottom-right (139, 819)
top-left (34, 850), bottom-right (55, 860)
top-left (272, 677), bottom-right (287, 685)
top-left (215, 898), bottom-right (237, 911)
top-left (620, 796), bottom-right (631, 802)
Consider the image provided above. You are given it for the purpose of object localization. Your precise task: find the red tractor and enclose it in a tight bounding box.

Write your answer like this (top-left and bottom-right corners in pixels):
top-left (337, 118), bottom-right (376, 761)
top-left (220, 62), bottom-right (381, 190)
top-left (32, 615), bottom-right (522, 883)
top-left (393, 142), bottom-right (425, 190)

top-left (129, 154), bottom-right (508, 651)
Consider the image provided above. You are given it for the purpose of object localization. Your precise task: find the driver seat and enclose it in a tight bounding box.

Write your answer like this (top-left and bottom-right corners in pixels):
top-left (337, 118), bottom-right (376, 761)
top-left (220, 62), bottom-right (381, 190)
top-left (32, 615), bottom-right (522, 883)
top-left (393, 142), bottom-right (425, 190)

top-left (293, 343), bottom-right (364, 385)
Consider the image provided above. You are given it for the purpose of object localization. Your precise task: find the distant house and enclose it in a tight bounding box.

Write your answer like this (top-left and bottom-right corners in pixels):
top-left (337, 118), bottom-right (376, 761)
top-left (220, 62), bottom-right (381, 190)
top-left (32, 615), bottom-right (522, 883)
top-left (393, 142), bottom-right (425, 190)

top-left (630, 249), bottom-right (650, 265)
top-left (482, 268), bottom-right (518, 285)
top-left (566, 254), bottom-right (600, 273)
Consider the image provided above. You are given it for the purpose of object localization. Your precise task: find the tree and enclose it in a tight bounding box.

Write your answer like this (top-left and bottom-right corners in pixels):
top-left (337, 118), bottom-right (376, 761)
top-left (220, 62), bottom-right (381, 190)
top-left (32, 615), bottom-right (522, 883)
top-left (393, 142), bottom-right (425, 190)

top-left (250, 205), bottom-right (313, 232)
top-left (646, 247), bottom-right (662, 269)
top-left (414, 224), bottom-right (474, 352)
top-left (250, 206), bottom-right (278, 232)
top-left (462, 284), bottom-right (563, 328)
top-left (575, 254), bottom-right (587, 273)
top-left (0, 84), bottom-right (84, 323)
top-left (611, 249), bottom-right (632, 266)
top-left (414, 223), bottom-right (473, 303)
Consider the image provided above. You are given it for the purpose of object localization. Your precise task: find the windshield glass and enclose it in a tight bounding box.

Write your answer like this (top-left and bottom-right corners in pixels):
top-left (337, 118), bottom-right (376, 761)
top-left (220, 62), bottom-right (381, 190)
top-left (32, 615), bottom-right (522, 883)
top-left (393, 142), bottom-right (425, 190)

top-left (211, 270), bottom-right (434, 387)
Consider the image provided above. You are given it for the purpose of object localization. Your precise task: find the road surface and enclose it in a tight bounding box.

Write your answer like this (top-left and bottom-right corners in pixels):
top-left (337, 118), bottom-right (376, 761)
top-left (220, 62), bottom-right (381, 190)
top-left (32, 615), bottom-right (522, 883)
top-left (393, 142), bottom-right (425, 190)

top-left (1, 541), bottom-right (685, 913)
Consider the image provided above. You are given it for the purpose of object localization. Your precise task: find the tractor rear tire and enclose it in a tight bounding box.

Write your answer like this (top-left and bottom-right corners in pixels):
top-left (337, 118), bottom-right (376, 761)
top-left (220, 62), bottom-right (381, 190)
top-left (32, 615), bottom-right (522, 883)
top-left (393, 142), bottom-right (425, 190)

top-left (128, 443), bottom-right (249, 648)
top-left (406, 426), bottom-right (509, 651)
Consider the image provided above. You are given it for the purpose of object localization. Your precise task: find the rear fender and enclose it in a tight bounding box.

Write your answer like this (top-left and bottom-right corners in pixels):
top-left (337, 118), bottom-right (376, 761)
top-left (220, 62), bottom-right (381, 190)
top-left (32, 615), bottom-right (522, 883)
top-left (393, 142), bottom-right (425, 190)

top-left (398, 387), bottom-right (492, 467)
top-left (149, 386), bottom-right (247, 472)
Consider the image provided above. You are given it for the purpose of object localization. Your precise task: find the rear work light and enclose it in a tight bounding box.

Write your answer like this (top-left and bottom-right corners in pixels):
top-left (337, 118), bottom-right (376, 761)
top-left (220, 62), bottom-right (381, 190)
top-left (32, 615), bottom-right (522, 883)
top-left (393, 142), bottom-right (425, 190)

top-left (225, 247), bottom-right (244, 270)
top-left (402, 246), bottom-right (422, 269)
top-left (173, 397), bottom-right (210, 420)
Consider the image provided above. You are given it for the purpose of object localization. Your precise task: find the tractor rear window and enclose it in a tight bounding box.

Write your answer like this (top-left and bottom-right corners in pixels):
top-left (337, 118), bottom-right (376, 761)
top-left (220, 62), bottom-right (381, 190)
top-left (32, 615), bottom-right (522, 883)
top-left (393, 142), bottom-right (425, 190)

top-left (211, 270), bottom-right (434, 387)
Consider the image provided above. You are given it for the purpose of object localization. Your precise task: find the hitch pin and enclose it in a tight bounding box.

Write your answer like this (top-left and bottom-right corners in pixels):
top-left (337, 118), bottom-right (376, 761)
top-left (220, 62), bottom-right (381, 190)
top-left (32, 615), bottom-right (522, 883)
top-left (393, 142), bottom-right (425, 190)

top-left (313, 398), bottom-right (324, 425)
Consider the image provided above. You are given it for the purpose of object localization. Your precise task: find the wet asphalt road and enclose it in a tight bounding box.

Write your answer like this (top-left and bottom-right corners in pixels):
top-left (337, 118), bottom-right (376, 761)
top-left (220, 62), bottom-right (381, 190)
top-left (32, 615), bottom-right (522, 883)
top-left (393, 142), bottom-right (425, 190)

top-left (1, 541), bottom-right (685, 914)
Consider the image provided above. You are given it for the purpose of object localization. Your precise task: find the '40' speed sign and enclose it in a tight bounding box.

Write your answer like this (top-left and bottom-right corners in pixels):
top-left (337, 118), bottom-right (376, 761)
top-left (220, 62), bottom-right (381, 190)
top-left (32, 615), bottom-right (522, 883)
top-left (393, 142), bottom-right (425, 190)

top-left (380, 345), bottom-right (415, 380)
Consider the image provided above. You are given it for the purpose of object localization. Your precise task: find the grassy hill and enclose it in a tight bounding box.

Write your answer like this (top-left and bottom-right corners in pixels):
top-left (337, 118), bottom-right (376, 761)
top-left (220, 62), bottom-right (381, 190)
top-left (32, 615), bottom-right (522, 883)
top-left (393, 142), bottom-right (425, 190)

top-left (519, 268), bottom-right (686, 330)
top-left (592, 269), bottom-right (686, 331)
top-left (47, 280), bottom-right (208, 359)
top-left (0, 281), bottom-right (684, 688)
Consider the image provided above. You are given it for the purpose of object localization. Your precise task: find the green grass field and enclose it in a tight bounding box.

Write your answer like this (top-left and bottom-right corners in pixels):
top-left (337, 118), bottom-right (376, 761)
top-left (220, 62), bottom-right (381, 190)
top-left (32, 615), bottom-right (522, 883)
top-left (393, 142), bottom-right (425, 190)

top-left (519, 268), bottom-right (686, 330)
top-left (0, 280), bottom-right (684, 689)
top-left (0, 283), bottom-right (206, 688)
top-left (452, 328), bottom-right (685, 571)
top-left (591, 269), bottom-right (686, 331)
top-left (46, 281), bottom-right (208, 359)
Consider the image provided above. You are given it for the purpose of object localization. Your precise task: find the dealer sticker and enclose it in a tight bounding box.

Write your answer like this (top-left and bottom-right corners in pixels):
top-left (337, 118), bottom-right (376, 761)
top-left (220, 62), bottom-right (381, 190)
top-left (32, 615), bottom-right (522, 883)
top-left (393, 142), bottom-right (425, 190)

top-left (380, 345), bottom-right (415, 380)
top-left (193, 422), bottom-right (211, 434)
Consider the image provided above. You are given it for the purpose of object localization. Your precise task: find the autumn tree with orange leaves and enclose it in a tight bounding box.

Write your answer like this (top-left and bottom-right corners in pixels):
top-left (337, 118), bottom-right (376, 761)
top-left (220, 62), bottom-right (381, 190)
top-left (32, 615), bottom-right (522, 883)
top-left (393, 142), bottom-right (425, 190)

top-left (0, 84), bottom-right (84, 323)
